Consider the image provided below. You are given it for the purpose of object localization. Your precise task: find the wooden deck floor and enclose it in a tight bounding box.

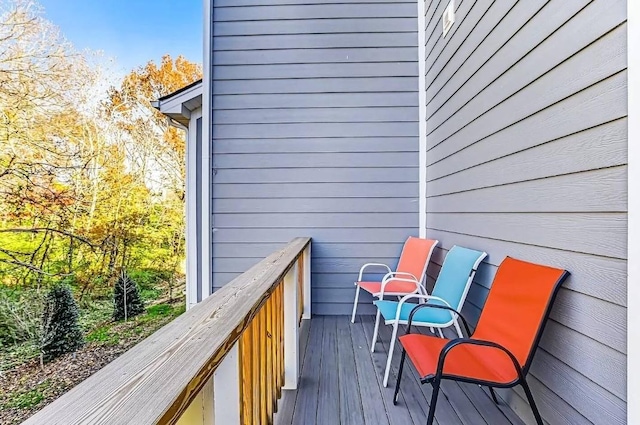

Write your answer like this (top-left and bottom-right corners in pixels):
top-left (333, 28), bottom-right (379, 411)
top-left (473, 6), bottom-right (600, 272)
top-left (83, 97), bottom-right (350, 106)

top-left (275, 316), bottom-right (525, 425)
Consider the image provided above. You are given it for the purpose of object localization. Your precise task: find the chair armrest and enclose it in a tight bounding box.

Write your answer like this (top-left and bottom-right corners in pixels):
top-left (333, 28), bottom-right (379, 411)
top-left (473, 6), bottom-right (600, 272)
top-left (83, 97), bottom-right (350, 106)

top-left (436, 338), bottom-right (524, 381)
top-left (382, 271), bottom-right (418, 281)
top-left (378, 276), bottom-right (420, 299)
top-left (380, 272), bottom-right (424, 294)
top-left (406, 303), bottom-right (471, 336)
top-left (357, 263), bottom-right (392, 282)
top-left (396, 294), bottom-right (453, 322)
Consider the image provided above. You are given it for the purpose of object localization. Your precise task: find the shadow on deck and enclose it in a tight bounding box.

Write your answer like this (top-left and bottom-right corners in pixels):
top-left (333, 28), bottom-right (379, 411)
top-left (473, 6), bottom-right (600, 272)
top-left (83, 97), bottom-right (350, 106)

top-left (275, 316), bottom-right (525, 425)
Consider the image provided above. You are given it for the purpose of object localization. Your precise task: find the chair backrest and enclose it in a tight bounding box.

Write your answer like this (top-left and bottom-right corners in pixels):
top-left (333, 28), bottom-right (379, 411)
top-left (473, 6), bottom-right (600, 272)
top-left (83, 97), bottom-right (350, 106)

top-left (473, 257), bottom-right (569, 372)
top-left (395, 237), bottom-right (439, 284)
top-left (430, 246), bottom-right (487, 312)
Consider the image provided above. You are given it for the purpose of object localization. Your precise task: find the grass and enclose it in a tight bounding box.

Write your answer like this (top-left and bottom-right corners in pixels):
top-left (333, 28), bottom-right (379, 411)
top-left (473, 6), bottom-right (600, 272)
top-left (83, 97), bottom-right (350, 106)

top-left (3, 381), bottom-right (50, 410)
top-left (84, 325), bottom-right (119, 345)
top-left (85, 302), bottom-right (185, 346)
top-left (77, 299), bottom-right (112, 333)
top-left (0, 341), bottom-right (40, 372)
top-left (145, 303), bottom-right (174, 318)
top-left (140, 287), bottom-right (162, 302)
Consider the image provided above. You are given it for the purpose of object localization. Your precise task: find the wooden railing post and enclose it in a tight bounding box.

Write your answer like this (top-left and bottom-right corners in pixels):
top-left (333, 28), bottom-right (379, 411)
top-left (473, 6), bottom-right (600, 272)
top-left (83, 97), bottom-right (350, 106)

top-left (302, 244), bottom-right (312, 320)
top-left (213, 342), bottom-right (241, 425)
top-left (283, 262), bottom-right (299, 389)
top-left (176, 342), bottom-right (240, 425)
top-left (176, 376), bottom-right (213, 425)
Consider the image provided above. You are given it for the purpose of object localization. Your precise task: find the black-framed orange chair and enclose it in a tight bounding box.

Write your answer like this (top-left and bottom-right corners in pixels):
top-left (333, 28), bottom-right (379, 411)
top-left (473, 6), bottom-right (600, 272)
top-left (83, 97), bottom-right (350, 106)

top-left (393, 257), bottom-right (569, 425)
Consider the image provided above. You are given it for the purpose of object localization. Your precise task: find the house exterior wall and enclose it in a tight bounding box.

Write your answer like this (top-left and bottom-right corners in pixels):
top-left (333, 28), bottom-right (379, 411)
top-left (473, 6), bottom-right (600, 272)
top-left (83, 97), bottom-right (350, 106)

top-left (423, 0), bottom-right (627, 424)
top-left (209, 0), bottom-right (420, 314)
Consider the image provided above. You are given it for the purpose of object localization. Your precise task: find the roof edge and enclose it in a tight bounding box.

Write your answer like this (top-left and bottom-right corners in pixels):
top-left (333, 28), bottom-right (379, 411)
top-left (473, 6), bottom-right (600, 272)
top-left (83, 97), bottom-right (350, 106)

top-left (158, 78), bottom-right (203, 102)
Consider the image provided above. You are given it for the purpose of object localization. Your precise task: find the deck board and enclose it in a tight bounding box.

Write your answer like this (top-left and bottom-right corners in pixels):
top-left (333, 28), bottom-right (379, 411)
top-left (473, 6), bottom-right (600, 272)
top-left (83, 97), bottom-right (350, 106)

top-left (360, 316), bottom-right (418, 425)
top-left (275, 316), bottom-right (526, 425)
top-left (317, 316), bottom-right (340, 424)
top-left (347, 314), bottom-right (391, 425)
top-left (275, 320), bottom-right (310, 422)
top-left (336, 318), bottom-right (366, 424)
top-left (370, 315), bottom-right (432, 425)
top-left (290, 316), bottom-right (323, 424)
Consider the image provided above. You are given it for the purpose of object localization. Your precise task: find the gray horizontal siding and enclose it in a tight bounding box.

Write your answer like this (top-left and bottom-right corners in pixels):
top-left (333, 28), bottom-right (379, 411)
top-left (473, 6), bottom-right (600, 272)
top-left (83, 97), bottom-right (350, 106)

top-left (429, 167), bottom-right (627, 213)
top-left (212, 182), bottom-right (419, 198)
top-left (215, 4), bottom-right (416, 21)
top-left (211, 77), bottom-right (418, 94)
top-left (213, 108), bottom-right (419, 124)
top-left (213, 198), bottom-right (418, 213)
top-left (210, 0), bottom-right (419, 316)
top-left (214, 213), bottom-right (417, 228)
top-left (211, 242), bottom-right (410, 259)
top-left (212, 122), bottom-right (418, 139)
top-left (212, 167), bottom-right (418, 184)
top-left (213, 92), bottom-right (418, 109)
top-left (212, 137), bottom-right (418, 153)
top-left (214, 18), bottom-right (417, 36)
top-left (214, 33), bottom-right (417, 51)
top-left (427, 118), bottom-right (628, 196)
top-left (215, 152), bottom-right (418, 168)
top-left (213, 62), bottom-right (418, 80)
top-left (424, 0), bottom-right (627, 424)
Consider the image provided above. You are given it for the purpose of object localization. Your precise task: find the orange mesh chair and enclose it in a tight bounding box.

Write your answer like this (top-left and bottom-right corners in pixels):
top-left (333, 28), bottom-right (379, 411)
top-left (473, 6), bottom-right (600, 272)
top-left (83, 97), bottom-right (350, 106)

top-left (393, 257), bottom-right (569, 425)
top-left (350, 237), bottom-right (438, 325)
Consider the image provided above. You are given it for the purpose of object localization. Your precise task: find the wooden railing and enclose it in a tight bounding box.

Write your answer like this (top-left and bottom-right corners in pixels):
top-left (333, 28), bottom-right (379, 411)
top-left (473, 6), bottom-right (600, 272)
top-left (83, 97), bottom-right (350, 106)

top-left (24, 237), bottom-right (312, 425)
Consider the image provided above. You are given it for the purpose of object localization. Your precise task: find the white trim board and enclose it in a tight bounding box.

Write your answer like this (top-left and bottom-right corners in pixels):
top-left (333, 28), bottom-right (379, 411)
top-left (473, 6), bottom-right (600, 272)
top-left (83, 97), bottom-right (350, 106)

top-left (186, 108), bottom-right (202, 309)
top-left (627, 0), bottom-right (639, 423)
top-left (201, 0), bottom-right (213, 299)
top-left (418, 0), bottom-right (427, 238)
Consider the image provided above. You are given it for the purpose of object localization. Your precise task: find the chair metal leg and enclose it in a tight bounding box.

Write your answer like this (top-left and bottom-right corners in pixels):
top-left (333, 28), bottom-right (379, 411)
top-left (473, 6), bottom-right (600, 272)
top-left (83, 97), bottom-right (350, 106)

top-left (453, 319), bottom-right (464, 338)
top-left (426, 378), bottom-right (441, 425)
top-left (437, 328), bottom-right (444, 338)
top-left (521, 379), bottom-right (544, 425)
top-left (371, 309), bottom-right (381, 352)
top-left (351, 286), bottom-right (360, 323)
top-left (393, 349), bottom-right (407, 405)
top-left (383, 322), bottom-right (399, 387)
top-left (488, 387), bottom-right (499, 405)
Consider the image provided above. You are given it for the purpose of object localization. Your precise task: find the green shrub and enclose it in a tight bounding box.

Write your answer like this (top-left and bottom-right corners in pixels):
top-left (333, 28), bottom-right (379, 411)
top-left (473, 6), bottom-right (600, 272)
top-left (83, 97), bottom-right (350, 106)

top-left (41, 285), bottom-right (84, 362)
top-left (113, 271), bottom-right (144, 321)
top-left (0, 288), bottom-right (43, 346)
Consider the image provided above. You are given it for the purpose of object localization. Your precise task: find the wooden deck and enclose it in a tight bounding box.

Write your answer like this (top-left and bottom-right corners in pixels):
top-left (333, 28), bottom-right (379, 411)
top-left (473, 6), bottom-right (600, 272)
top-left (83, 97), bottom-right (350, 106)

top-left (275, 316), bottom-right (525, 425)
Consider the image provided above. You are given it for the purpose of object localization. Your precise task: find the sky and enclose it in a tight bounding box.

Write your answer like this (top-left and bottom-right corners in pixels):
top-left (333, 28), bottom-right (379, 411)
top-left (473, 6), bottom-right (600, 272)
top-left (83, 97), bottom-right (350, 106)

top-left (37, 0), bottom-right (202, 78)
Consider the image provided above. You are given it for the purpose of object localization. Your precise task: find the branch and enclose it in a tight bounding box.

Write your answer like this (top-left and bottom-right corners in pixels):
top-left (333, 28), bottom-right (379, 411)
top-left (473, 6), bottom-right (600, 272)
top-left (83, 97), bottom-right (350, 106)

top-left (0, 228), bottom-right (95, 247)
top-left (0, 260), bottom-right (72, 276)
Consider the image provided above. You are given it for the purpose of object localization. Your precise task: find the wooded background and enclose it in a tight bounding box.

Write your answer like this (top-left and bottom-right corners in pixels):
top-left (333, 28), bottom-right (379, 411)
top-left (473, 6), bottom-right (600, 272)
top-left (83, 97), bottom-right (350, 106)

top-left (0, 0), bottom-right (201, 301)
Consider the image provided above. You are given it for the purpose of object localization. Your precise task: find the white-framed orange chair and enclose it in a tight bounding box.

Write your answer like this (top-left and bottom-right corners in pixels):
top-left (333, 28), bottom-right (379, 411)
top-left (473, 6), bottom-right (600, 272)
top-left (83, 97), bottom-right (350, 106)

top-left (350, 237), bottom-right (439, 343)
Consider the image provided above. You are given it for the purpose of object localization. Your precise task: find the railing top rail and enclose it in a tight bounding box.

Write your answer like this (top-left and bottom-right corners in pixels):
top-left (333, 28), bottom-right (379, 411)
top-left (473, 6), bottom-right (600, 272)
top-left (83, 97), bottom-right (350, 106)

top-left (23, 237), bottom-right (311, 425)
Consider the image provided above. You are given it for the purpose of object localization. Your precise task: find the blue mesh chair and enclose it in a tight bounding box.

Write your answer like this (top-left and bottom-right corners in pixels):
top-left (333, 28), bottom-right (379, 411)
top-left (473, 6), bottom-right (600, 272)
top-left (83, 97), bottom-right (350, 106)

top-left (373, 245), bottom-right (487, 387)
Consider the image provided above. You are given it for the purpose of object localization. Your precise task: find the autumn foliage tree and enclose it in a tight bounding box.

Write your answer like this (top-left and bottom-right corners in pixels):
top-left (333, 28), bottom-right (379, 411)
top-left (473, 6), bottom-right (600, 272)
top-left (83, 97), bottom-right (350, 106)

top-left (0, 0), bottom-right (202, 302)
top-left (106, 55), bottom-right (201, 193)
top-left (98, 55), bottom-right (201, 295)
top-left (0, 0), bottom-right (101, 286)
